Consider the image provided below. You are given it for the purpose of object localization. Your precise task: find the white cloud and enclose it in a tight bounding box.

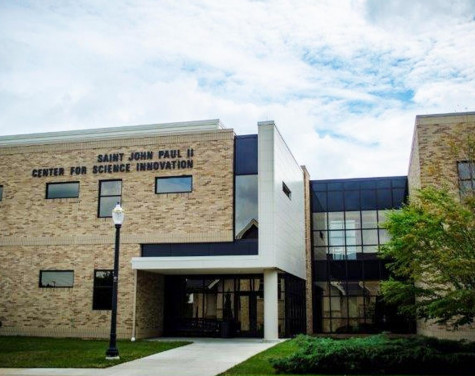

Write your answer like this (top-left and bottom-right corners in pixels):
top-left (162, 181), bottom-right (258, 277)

top-left (0, 0), bottom-right (474, 178)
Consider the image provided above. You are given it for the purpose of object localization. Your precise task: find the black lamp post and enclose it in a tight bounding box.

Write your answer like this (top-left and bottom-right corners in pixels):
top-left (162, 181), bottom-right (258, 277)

top-left (106, 203), bottom-right (124, 360)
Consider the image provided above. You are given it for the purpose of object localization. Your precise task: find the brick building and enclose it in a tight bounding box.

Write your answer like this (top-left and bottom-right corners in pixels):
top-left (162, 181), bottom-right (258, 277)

top-left (0, 112), bottom-right (473, 341)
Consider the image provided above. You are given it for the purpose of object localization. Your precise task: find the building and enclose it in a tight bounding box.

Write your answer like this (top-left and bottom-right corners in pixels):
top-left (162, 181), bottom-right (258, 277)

top-left (0, 112), bottom-right (473, 341)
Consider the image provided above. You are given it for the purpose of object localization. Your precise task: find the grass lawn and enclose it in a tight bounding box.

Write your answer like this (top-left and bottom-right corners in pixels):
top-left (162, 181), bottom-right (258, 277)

top-left (0, 336), bottom-right (190, 368)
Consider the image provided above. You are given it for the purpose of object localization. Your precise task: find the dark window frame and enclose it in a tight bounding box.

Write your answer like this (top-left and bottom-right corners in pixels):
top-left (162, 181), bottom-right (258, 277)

top-left (39, 270), bottom-right (74, 288)
top-left (457, 161), bottom-right (475, 198)
top-left (282, 182), bottom-right (292, 199)
top-left (155, 175), bottom-right (193, 195)
top-left (98, 179), bottom-right (122, 218)
top-left (92, 269), bottom-right (113, 310)
top-left (0, 185), bottom-right (3, 201)
top-left (45, 181), bottom-right (80, 199)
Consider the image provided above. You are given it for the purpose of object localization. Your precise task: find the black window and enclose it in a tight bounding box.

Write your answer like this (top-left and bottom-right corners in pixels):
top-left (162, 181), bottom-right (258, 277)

top-left (155, 176), bottom-right (192, 194)
top-left (39, 270), bottom-right (74, 288)
top-left (282, 182), bottom-right (291, 199)
top-left (46, 182), bottom-right (79, 199)
top-left (458, 161), bottom-right (474, 198)
top-left (98, 180), bottom-right (122, 218)
top-left (0, 185), bottom-right (3, 201)
top-left (93, 270), bottom-right (113, 310)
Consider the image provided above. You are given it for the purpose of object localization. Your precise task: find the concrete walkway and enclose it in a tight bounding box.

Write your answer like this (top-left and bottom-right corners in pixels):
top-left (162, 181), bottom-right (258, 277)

top-left (0, 338), bottom-right (280, 376)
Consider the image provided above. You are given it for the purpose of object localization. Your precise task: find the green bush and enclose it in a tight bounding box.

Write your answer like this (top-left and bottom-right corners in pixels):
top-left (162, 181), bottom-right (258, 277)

top-left (270, 334), bottom-right (475, 374)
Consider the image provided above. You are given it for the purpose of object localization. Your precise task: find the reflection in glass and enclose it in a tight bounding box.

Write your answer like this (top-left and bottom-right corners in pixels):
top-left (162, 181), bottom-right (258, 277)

top-left (46, 182), bottom-right (79, 199)
top-left (101, 180), bottom-right (121, 195)
top-left (362, 210), bottom-right (378, 228)
top-left (99, 180), bottom-right (122, 218)
top-left (39, 270), bottom-right (74, 287)
top-left (313, 213), bottom-right (327, 230)
top-left (156, 176), bottom-right (192, 194)
top-left (235, 175), bottom-right (258, 239)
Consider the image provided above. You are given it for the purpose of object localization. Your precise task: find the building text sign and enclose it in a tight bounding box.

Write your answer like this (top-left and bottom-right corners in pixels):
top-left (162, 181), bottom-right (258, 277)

top-left (31, 148), bottom-right (194, 177)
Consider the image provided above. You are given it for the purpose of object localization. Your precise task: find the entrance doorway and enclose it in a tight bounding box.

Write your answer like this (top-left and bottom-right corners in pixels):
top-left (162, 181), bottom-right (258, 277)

top-left (163, 275), bottom-right (264, 337)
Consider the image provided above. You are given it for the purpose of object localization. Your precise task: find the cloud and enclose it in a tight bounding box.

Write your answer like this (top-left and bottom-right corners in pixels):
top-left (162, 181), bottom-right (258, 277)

top-left (0, 0), bottom-right (474, 178)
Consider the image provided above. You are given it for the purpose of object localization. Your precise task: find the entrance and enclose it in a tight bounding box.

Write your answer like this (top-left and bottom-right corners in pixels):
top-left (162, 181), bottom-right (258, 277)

top-left (163, 275), bottom-right (263, 337)
top-left (162, 273), bottom-right (306, 338)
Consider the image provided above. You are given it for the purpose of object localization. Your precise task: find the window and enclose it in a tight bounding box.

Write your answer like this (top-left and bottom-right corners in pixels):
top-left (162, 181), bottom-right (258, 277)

top-left (46, 182), bottom-right (79, 199)
top-left (235, 174), bottom-right (258, 239)
top-left (98, 180), bottom-right (122, 218)
top-left (458, 161), bottom-right (474, 198)
top-left (0, 185), bottom-right (3, 201)
top-left (155, 176), bottom-right (192, 194)
top-left (282, 182), bottom-right (291, 199)
top-left (39, 270), bottom-right (74, 288)
top-left (93, 270), bottom-right (113, 310)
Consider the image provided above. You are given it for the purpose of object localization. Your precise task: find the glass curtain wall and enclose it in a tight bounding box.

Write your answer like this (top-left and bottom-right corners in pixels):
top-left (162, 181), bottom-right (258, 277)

top-left (164, 274), bottom-right (306, 338)
top-left (311, 177), bottom-right (415, 334)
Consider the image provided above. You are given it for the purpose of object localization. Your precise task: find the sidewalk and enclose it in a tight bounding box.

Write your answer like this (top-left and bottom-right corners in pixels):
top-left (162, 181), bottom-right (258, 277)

top-left (0, 338), bottom-right (280, 376)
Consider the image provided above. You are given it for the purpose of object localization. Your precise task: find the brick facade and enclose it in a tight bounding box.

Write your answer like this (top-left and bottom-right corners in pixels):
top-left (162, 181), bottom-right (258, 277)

top-left (408, 112), bottom-right (475, 341)
top-left (0, 129), bottom-right (234, 338)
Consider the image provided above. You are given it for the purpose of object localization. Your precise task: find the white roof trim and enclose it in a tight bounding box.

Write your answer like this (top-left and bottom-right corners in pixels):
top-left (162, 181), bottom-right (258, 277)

top-left (0, 119), bottom-right (225, 146)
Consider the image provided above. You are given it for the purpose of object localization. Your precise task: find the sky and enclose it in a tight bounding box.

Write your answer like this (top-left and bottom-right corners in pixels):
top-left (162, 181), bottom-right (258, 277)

top-left (0, 0), bottom-right (474, 179)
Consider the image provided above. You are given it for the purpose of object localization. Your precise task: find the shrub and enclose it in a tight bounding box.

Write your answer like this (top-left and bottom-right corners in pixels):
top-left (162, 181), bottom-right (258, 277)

top-left (270, 334), bottom-right (475, 374)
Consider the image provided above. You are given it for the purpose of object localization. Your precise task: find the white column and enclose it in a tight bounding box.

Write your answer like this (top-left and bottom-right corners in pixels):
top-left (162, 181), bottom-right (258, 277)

top-left (264, 269), bottom-right (279, 341)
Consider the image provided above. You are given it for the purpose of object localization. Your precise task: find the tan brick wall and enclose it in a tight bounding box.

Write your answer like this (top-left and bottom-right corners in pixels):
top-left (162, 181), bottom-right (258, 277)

top-left (408, 112), bottom-right (475, 341)
top-left (0, 243), bottom-right (138, 338)
top-left (135, 271), bottom-right (164, 339)
top-left (409, 113), bottom-right (475, 198)
top-left (0, 129), bottom-right (234, 338)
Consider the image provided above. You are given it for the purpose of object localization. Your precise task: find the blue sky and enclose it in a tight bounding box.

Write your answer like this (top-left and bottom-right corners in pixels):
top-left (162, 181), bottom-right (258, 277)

top-left (0, 0), bottom-right (474, 178)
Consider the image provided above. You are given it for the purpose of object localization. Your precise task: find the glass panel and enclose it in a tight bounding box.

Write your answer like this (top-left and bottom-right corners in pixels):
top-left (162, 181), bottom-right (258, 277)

top-left (460, 180), bottom-right (473, 194)
top-left (348, 296), bottom-right (363, 318)
top-left (328, 212), bottom-right (344, 228)
top-left (361, 210), bottom-right (378, 228)
top-left (99, 196), bottom-right (121, 217)
top-left (314, 247), bottom-right (327, 260)
top-left (94, 270), bottom-right (113, 286)
top-left (315, 281), bottom-right (330, 295)
top-left (322, 318), bottom-right (332, 333)
top-left (156, 176), bottom-right (192, 194)
top-left (313, 213), bottom-right (327, 230)
top-left (329, 231), bottom-right (345, 246)
top-left (346, 228), bottom-right (361, 246)
top-left (47, 183), bottom-right (79, 199)
top-left (458, 162), bottom-right (472, 179)
top-left (329, 246), bottom-right (345, 260)
top-left (346, 245), bottom-right (360, 260)
top-left (378, 210), bottom-right (390, 228)
top-left (0, 185), bottom-right (3, 201)
top-left (314, 231), bottom-right (328, 247)
top-left (392, 188), bottom-right (406, 208)
top-left (344, 190), bottom-right (360, 211)
top-left (345, 211), bottom-right (361, 229)
top-left (363, 245), bottom-right (378, 253)
top-left (101, 180), bottom-right (121, 195)
top-left (40, 271), bottom-right (74, 287)
top-left (378, 229), bottom-right (391, 244)
top-left (332, 318), bottom-right (348, 333)
top-left (235, 175), bottom-right (258, 239)
top-left (327, 191), bottom-right (344, 211)
top-left (361, 190), bottom-right (377, 209)
top-left (362, 229), bottom-right (378, 245)
top-left (377, 189), bottom-right (392, 209)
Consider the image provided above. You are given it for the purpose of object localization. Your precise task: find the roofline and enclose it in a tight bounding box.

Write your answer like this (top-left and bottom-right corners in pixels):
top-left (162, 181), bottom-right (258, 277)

top-left (415, 111), bottom-right (475, 119)
top-left (0, 119), bottom-right (226, 147)
top-left (310, 176), bottom-right (407, 184)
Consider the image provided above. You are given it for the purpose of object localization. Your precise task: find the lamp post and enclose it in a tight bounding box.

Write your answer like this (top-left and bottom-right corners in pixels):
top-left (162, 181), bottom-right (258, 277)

top-left (106, 203), bottom-right (124, 360)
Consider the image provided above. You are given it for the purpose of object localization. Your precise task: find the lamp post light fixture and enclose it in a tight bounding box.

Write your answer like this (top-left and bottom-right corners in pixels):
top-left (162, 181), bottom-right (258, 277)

top-left (106, 203), bottom-right (124, 360)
